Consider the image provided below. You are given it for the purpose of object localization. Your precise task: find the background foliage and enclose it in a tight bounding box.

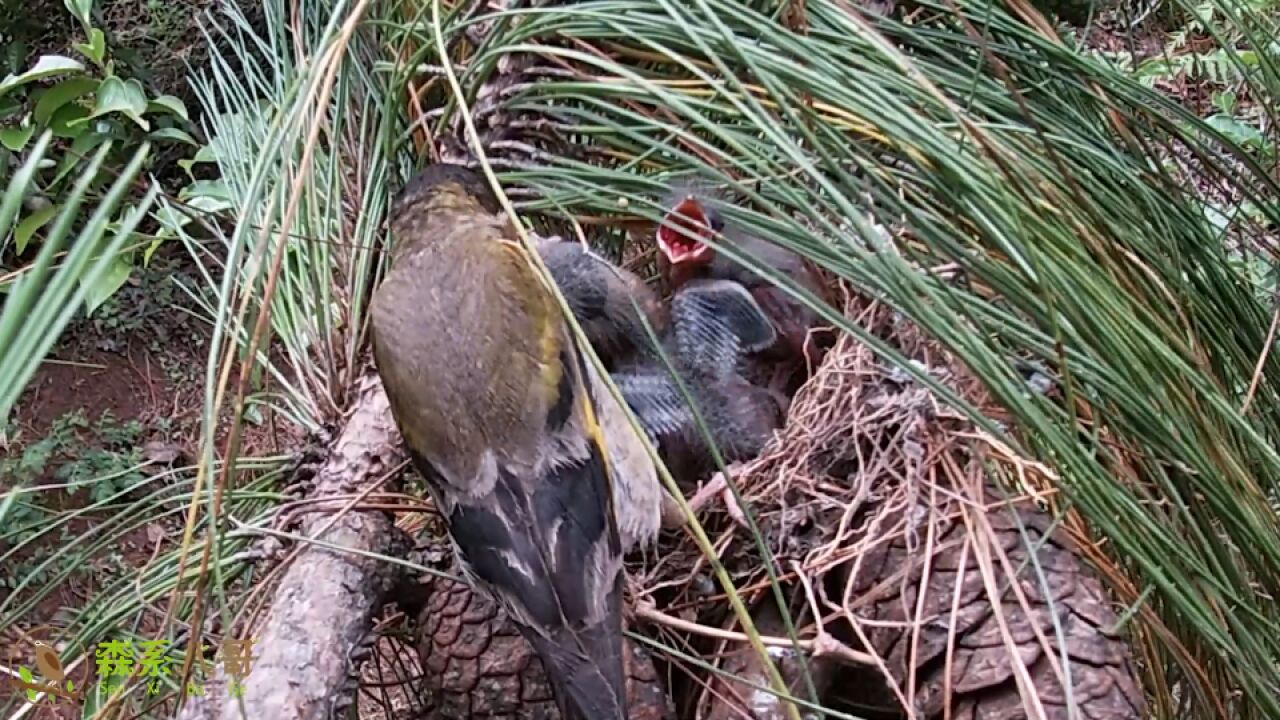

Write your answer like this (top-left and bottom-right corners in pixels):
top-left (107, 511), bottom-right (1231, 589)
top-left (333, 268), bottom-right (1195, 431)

top-left (1, 0), bottom-right (1279, 717)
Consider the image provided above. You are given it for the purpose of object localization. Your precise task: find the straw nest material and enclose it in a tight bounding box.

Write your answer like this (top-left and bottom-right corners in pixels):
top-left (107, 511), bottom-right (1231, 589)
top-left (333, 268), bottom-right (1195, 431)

top-left (634, 288), bottom-right (1145, 719)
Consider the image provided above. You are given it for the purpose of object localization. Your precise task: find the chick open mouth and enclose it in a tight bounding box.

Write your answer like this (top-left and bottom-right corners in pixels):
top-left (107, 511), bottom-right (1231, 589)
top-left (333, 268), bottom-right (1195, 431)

top-left (658, 197), bottom-right (715, 263)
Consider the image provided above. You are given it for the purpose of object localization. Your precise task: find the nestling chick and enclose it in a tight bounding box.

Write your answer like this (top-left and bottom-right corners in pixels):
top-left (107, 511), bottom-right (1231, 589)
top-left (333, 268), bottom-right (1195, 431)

top-left (655, 186), bottom-right (830, 394)
top-left (370, 164), bottom-right (664, 720)
top-left (614, 279), bottom-right (784, 482)
top-left (533, 238), bottom-right (686, 530)
top-left (535, 239), bottom-right (667, 370)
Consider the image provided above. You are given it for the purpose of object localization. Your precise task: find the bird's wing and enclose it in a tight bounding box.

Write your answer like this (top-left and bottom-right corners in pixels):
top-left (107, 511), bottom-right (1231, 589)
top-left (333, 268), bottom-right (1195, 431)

top-left (612, 368), bottom-right (693, 442)
top-left (586, 359), bottom-right (663, 552)
top-left (375, 233), bottom-right (628, 720)
top-left (670, 278), bottom-right (777, 380)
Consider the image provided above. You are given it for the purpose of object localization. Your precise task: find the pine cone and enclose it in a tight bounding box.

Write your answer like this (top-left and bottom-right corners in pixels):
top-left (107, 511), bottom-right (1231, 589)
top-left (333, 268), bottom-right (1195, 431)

top-left (850, 495), bottom-right (1146, 720)
top-left (415, 575), bottom-right (674, 719)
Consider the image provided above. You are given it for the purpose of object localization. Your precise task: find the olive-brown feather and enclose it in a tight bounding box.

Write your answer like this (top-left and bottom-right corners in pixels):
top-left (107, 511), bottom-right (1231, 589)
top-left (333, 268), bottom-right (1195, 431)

top-left (371, 164), bottom-right (658, 720)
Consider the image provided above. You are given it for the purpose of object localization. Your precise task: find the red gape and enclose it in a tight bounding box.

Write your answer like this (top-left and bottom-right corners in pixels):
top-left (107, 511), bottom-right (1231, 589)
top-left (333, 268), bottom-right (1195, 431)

top-left (657, 196), bottom-right (716, 265)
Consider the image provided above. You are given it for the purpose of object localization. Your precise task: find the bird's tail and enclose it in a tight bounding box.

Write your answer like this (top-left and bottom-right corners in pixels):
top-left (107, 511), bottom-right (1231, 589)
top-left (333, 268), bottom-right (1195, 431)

top-left (525, 582), bottom-right (628, 720)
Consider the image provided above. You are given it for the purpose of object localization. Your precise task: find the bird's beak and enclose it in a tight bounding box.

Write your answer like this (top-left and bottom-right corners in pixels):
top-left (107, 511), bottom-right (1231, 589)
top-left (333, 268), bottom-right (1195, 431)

top-left (657, 197), bottom-right (716, 266)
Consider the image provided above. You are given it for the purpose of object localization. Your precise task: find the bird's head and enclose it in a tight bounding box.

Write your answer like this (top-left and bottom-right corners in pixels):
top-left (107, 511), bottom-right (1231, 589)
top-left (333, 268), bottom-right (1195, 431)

top-left (656, 193), bottom-right (722, 272)
top-left (389, 164), bottom-right (502, 240)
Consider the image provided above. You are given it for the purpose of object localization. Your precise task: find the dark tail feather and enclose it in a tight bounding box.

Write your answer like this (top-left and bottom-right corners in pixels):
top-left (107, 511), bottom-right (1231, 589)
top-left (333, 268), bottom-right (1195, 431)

top-left (525, 585), bottom-right (627, 720)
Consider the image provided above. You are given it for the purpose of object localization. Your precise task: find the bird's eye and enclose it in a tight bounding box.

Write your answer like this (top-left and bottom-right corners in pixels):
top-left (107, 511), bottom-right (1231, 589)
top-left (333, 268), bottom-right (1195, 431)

top-left (706, 211), bottom-right (724, 233)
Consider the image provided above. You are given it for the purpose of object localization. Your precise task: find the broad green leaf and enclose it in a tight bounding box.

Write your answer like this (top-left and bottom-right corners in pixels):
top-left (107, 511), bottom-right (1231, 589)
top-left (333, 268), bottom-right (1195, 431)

top-left (51, 132), bottom-right (106, 188)
top-left (177, 143), bottom-right (217, 177)
top-left (152, 204), bottom-right (191, 232)
top-left (1206, 114), bottom-right (1266, 149)
top-left (63, 0), bottom-right (94, 29)
top-left (0, 123), bottom-right (35, 152)
top-left (143, 235), bottom-right (166, 266)
top-left (19, 666), bottom-right (37, 702)
top-left (33, 77), bottom-right (98, 124)
top-left (244, 403), bottom-right (265, 425)
top-left (15, 204), bottom-right (59, 255)
top-left (148, 127), bottom-right (198, 145)
top-left (147, 94), bottom-right (189, 121)
top-left (179, 178), bottom-right (231, 203)
top-left (1211, 90), bottom-right (1238, 115)
top-left (0, 55), bottom-right (85, 98)
top-left (73, 28), bottom-right (107, 68)
top-left (17, 665), bottom-right (45, 702)
top-left (0, 94), bottom-right (23, 121)
top-left (3, 41), bottom-right (27, 75)
top-left (82, 256), bottom-right (133, 315)
top-left (1133, 57), bottom-right (1177, 85)
top-left (186, 195), bottom-right (234, 214)
top-left (190, 144), bottom-right (217, 163)
top-left (48, 101), bottom-right (91, 138)
top-left (89, 77), bottom-right (149, 130)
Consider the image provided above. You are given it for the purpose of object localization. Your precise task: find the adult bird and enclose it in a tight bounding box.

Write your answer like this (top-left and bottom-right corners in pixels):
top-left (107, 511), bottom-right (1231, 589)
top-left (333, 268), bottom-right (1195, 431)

top-left (370, 164), bottom-right (663, 720)
top-left (654, 186), bottom-right (830, 395)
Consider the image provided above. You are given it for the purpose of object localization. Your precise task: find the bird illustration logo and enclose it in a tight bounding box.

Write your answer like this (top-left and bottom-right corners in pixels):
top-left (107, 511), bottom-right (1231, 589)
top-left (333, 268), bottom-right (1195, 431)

top-left (33, 642), bottom-right (65, 683)
top-left (8, 639), bottom-right (80, 704)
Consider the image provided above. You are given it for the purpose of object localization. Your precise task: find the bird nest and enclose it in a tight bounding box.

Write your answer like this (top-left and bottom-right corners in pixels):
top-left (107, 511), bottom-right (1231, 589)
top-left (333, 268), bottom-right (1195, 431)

top-left (632, 287), bottom-right (1144, 719)
top-left (402, 279), bottom-right (1144, 719)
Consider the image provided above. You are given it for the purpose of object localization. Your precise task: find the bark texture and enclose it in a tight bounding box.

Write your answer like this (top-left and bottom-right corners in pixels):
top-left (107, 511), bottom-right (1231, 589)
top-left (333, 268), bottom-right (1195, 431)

top-left (177, 373), bottom-right (407, 720)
